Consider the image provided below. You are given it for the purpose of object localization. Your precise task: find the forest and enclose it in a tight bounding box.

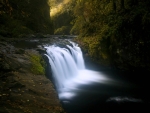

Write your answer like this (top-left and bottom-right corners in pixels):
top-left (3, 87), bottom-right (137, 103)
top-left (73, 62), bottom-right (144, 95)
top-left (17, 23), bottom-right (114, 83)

top-left (51, 0), bottom-right (150, 71)
top-left (0, 0), bottom-right (53, 37)
top-left (1, 1), bottom-right (150, 112)
top-left (1, 0), bottom-right (150, 71)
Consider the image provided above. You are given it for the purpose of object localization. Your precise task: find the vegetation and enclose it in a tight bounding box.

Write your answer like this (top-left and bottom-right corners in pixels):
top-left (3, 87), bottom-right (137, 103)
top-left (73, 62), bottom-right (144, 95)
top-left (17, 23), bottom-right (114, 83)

top-left (1, 0), bottom-right (150, 71)
top-left (72, 0), bottom-right (150, 71)
top-left (49, 0), bottom-right (75, 34)
top-left (29, 54), bottom-right (46, 75)
top-left (49, 0), bottom-right (150, 71)
top-left (0, 0), bottom-right (53, 37)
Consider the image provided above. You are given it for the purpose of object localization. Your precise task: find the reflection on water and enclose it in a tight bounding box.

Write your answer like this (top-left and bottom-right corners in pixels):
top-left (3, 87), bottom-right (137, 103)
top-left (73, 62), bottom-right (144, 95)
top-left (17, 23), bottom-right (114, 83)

top-left (106, 96), bottom-right (143, 103)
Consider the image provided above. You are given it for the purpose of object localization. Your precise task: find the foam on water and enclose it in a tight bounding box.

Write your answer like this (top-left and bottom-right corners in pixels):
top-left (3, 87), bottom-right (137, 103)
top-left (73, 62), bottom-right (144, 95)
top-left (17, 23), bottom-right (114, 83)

top-left (45, 41), bottom-right (110, 99)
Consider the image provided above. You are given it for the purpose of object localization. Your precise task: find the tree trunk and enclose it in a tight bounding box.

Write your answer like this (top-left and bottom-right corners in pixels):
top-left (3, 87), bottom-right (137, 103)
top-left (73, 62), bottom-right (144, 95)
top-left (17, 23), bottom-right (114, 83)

top-left (120, 0), bottom-right (125, 9)
top-left (112, 0), bottom-right (116, 12)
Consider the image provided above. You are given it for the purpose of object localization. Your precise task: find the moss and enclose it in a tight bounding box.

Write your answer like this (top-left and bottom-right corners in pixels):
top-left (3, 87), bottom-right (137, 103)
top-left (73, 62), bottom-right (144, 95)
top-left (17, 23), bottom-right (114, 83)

top-left (54, 26), bottom-right (70, 35)
top-left (29, 54), bottom-right (46, 75)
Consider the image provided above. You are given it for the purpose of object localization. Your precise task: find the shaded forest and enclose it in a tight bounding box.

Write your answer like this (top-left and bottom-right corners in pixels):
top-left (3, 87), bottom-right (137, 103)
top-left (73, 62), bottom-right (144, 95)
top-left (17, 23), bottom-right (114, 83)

top-left (1, 0), bottom-right (150, 71)
top-left (0, 0), bottom-right (53, 37)
top-left (1, 1), bottom-right (150, 112)
top-left (51, 0), bottom-right (150, 71)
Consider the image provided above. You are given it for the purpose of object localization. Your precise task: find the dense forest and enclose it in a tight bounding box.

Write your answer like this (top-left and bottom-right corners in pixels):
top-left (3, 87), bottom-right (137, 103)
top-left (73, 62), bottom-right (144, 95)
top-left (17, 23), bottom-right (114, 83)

top-left (50, 0), bottom-right (150, 71)
top-left (0, 0), bottom-right (53, 37)
top-left (1, 1), bottom-right (150, 112)
top-left (1, 0), bottom-right (150, 71)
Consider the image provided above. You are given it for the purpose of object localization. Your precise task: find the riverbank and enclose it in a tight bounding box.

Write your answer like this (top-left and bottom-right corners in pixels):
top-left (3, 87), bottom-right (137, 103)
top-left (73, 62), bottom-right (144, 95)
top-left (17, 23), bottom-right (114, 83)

top-left (0, 37), bottom-right (65, 113)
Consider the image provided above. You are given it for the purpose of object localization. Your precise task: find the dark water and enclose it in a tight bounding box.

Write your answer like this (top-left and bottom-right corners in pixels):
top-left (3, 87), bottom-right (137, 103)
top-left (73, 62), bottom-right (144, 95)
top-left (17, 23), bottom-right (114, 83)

top-left (13, 37), bottom-right (150, 113)
top-left (59, 58), bottom-right (150, 113)
top-left (13, 35), bottom-right (77, 49)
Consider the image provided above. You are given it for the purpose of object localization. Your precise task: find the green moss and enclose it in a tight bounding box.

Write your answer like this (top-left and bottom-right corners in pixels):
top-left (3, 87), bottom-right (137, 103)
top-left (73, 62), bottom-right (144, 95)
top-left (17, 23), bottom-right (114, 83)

top-left (29, 54), bottom-right (46, 75)
top-left (54, 26), bottom-right (70, 35)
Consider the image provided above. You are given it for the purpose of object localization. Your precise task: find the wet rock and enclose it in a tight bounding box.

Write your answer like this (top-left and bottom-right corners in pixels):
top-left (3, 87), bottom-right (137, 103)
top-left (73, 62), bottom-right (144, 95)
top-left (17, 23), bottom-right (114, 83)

top-left (36, 33), bottom-right (46, 38)
top-left (15, 48), bottom-right (25, 54)
top-left (0, 63), bottom-right (10, 71)
top-left (0, 39), bottom-right (65, 113)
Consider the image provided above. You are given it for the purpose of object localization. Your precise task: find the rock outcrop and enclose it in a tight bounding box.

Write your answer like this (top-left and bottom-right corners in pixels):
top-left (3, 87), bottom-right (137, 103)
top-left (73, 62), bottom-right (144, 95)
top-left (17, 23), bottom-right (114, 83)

top-left (0, 38), bottom-right (64, 113)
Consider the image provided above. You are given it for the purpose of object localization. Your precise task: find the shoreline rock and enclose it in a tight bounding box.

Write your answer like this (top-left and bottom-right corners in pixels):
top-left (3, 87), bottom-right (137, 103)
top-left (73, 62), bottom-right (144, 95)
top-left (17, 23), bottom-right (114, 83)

top-left (0, 38), bottom-right (65, 113)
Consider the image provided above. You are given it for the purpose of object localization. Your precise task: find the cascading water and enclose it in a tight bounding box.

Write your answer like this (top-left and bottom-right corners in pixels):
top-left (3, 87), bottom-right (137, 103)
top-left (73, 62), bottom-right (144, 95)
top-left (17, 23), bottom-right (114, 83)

top-left (45, 41), bottom-right (110, 99)
top-left (45, 41), bottom-right (85, 88)
top-left (45, 41), bottom-right (148, 113)
top-left (45, 40), bottom-right (148, 113)
top-left (66, 41), bottom-right (85, 70)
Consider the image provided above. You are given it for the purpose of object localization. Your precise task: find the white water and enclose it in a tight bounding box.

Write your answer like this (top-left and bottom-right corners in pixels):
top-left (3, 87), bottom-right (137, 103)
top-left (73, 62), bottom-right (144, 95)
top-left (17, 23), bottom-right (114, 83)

top-left (44, 41), bottom-right (146, 113)
top-left (45, 41), bottom-right (112, 99)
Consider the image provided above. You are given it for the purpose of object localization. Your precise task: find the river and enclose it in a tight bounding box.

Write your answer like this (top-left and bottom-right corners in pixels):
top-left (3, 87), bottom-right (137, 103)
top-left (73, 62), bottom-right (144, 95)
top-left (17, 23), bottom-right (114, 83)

top-left (14, 35), bottom-right (150, 113)
top-left (44, 38), bottom-right (150, 113)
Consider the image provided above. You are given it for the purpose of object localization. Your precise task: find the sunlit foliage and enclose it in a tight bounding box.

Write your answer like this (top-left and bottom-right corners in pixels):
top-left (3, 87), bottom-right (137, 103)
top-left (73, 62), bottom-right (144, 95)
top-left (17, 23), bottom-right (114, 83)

top-left (49, 0), bottom-right (71, 17)
top-left (73, 0), bottom-right (150, 70)
top-left (48, 0), bottom-right (150, 70)
top-left (49, 0), bottom-right (74, 34)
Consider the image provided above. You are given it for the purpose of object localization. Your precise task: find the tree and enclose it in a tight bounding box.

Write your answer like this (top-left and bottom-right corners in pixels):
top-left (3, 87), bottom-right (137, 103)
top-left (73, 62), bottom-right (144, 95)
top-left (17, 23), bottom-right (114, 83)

top-left (72, 0), bottom-right (150, 70)
top-left (0, 0), bottom-right (53, 37)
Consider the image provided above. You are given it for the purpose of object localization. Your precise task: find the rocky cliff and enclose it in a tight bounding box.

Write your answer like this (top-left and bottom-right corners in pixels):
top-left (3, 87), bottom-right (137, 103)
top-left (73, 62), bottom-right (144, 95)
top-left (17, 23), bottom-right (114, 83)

top-left (0, 37), bottom-right (65, 113)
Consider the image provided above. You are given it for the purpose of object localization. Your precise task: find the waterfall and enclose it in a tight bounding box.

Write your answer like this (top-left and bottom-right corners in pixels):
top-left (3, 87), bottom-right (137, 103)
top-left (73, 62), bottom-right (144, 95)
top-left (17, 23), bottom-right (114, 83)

top-left (45, 41), bottom-right (110, 99)
top-left (45, 41), bottom-right (85, 89)
top-left (45, 41), bottom-right (146, 111)
top-left (66, 41), bottom-right (85, 70)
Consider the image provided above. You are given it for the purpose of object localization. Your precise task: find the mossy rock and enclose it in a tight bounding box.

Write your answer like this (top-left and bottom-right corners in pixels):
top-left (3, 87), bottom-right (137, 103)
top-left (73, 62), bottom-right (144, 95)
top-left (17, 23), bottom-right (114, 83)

top-left (29, 53), bottom-right (46, 75)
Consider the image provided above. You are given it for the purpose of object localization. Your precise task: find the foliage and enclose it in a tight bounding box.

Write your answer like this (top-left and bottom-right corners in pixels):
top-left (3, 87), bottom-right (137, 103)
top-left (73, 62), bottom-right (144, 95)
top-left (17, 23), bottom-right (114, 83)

top-left (22, 0), bottom-right (150, 69)
top-left (54, 26), bottom-right (70, 35)
top-left (73, 0), bottom-right (150, 70)
top-left (29, 54), bottom-right (46, 75)
top-left (0, 0), bottom-right (53, 37)
top-left (49, 0), bottom-right (75, 34)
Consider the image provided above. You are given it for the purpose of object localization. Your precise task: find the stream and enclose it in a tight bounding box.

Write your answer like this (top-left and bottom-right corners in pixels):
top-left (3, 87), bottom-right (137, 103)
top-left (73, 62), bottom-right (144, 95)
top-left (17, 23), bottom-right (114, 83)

top-left (44, 39), bottom-right (150, 113)
top-left (14, 35), bottom-right (150, 113)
